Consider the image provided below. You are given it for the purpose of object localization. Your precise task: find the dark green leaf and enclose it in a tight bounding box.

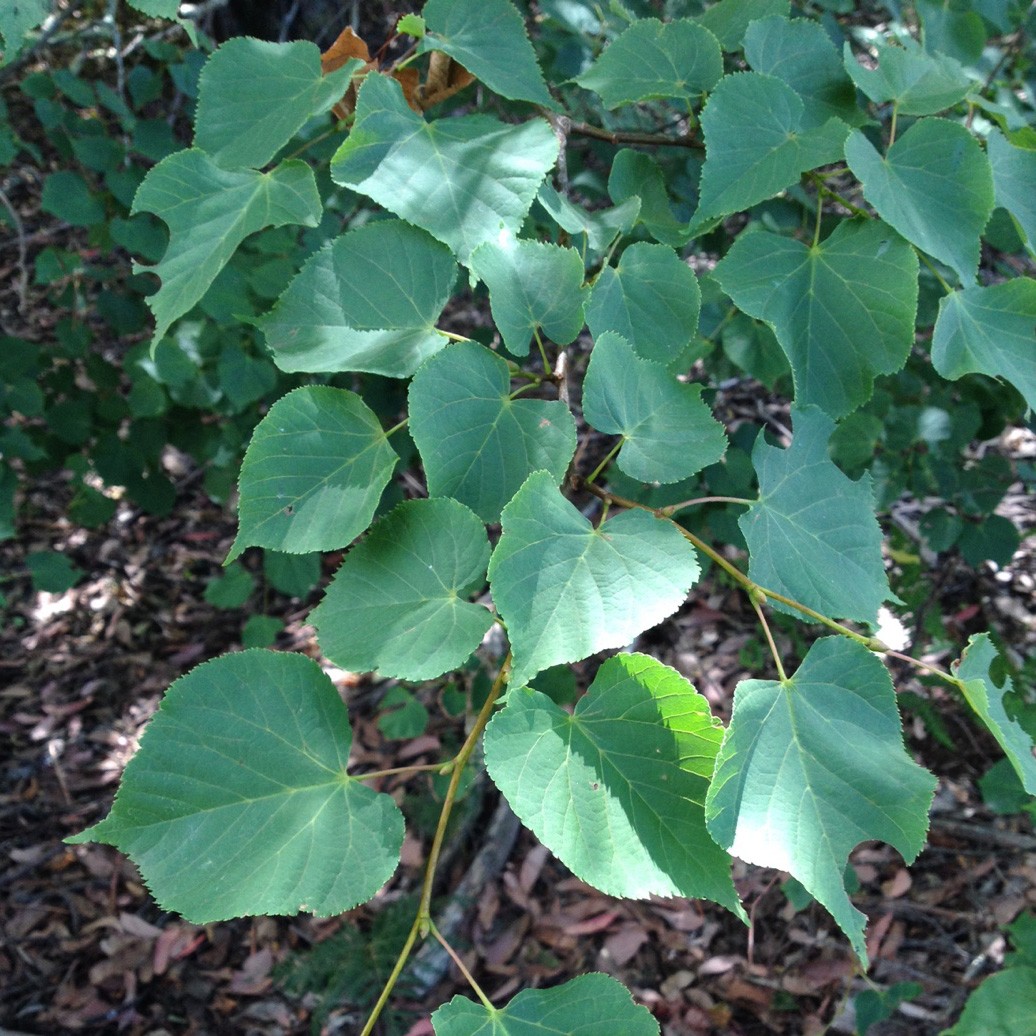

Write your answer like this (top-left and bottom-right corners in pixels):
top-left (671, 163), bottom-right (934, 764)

top-left (575, 19), bottom-right (723, 107)
top-left (586, 243), bottom-right (701, 365)
top-left (932, 280), bottom-right (1036, 411)
top-left (845, 118), bottom-right (994, 285)
top-left (744, 15), bottom-right (862, 127)
top-left (695, 72), bottom-right (848, 223)
top-left (133, 151), bottom-right (322, 349)
top-left (229, 386), bottom-right (398, 561)
top-left (433, 973), bottom-right (659, 1035)
top-left (739, 406), bottom-right (894, 624)
top-left (705, 637), bottom-right (936, 963)
top-left (713, 219), bottom-right (918, 418)
top-left (27, 550), bottom-right (84, 593)
top-left (843, 37), bottom-right (971, 115)
top-left (488, 471), bottom-right (700, 688)
top-left (68, 651), bottom-right (404, 921)
top-left (697, 0), bottom-right (790, 51)
top-left (195, 38), bottom-right (359, 169)
top-left (311, 499), bottom-right (493, 681)
top-left (608, 149), bottom-right (689, 247)
top-left (408, 342), bottom-right (577, 523)
top-left (987, 129), bottom-right (1036, 255)
top-left (469, 235), bottom-right (588, 355)
top-left (41, 171), bottom-right (105, 226)
top-left (583, 332), bottom-right (726, 483)
top-left (261, 220), bottom-right (456, 377)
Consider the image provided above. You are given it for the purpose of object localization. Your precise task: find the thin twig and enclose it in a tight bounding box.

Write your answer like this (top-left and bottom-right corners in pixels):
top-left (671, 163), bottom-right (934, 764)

top-left (0, 185), bottom-right (29, 312)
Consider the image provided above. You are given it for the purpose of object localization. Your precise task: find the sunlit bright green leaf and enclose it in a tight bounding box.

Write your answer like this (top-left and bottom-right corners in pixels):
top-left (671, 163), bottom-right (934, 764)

top-left (739, 406), bottom-right (895, 625)
top-left (845, 118), bottom-right (994, 285)
top-left (132, 151), bottom-right (321, 349)
top-left (583, 332), bottom-right (726, 483)
top-left (260, 220), bottom-right (456, 377)
top-left (331, 74), bottom-right (557, 263)
top-left (409, 342), bottom-right (576, 523)
top-left (312, 499), bottom-right (493, 681)
top-left (489, 471), bottom-right (700, 688)
top-left (706, 637), bottom-right (936, 964)
top-left (713, 219), bottom-right (918, 418)
top-left (68, 651), bottom-right (404, 922)
top-left (575, 18), bottom-right (722, 107)
top-left (229, 386), bottom-right (398, 561)
top-left (485, 653), bottom-right (742, 912)
top-left (932, 280), bottom-right (1036, 412)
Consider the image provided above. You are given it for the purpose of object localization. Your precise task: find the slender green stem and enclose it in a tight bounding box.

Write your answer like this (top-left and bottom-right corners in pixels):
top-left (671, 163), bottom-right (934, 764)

top-left (754, 586), bottom-right (879, 648)
top-left (811, 174), bottom-right (871, 219)
top-left (359, 920), bottom-right (421, 1036)
top-left (533, 327), bottom-right (553, 376)
top-left (750, 591), bottom-right (788, 682)
top-left (888, 103), bottom-right (899, 148)
top-left (583, 440), bottom-right (623, 486)
top-left (354, 762), bottom-right (448, 782)
top-left (385, 417), bottom-right (409, 438)
top-left (702, 304), bottom-right (738, 345)
top-left (429, 920), bottom-right (494, 1009)
top-left (884, 649), bottom-right (954, 682)
top-left (417, 655), bottom-right (511, 930)
top-left (283, 122), bottom-right (349, 162)
top-left (664, 495), bottom-right (753, 516)
top-left (360, 655), bottom-right (510, 1034)
top-left (441, 329), bottom-right (474, 343)
top-left (916, 251), bottom-right (953, 293)
top-left (565, 119), bottom-right (702, 150)
top-left (813, 185), bottom-right (824, 248)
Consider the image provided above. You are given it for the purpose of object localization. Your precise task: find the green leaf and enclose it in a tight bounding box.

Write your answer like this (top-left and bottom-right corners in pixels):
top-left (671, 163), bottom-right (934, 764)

top-left (583, 332), bottom-right (726, 483)
top-left (229, 386), bottom-right (398, 562)
top-left (0, 0), bottom-right (48, 62)
top-left (432, 973), bottom-right (659, 1035)
top-left (263, 550), bottom-right (321, 598)
top-left (575, 18), bottom-right (722, 108)
top-left (41, 171), bottom-right (106, 226)
top-left (843, 37), bottom-right (971, 115)
top-left (844, 119), bottom-right (994, 285)
top-left (488, 471), bottom-right (701, 688)
top-left (133, 151), bottom-right (321, 349)
top-left (26, 550), bottom-right (84, 593)
top-left (713, 219), bottom-right (918, 418)
top-left (330, 74), bottom-right (557, 263)
top-left (705, 637), bottom-right (936, 964)
top-left (988, 129), bottom-right (1036, 255)
top-left (311, 499), bottom-right (493, 682)
top-left (586, 242), bottom-right (701, 365)
top-left (241, 615), bottom-right (283, 648)
top-left (67, 650), bottom-right (404, 922)
top-left (397, 13), bottom-right (425, 37)
top-left (696, 0), bottom-right (790, 51)
top-left (953, 633), bottom-right (1036, 796)
top-left (932, 280), bottom-right (1036, 412)
top-left (944, 966), bottom-right (1036, 1036)
top-left (536, 184), bottom-right (640, 255)
top-left (468, 235), bottom-right (588, 355)
top-left (408, 342), bottom-right (577, 523)
top-left (418, 0), bottom-right (553, 106)
top-left (695, 72), bottom-right (849, 223)
top-left (260, 220), bottom-right (456, 377)
top-left (377, 687), bottom-right (430, 740)
top-left (485, 653), bottom-right (742, 911)
top-left (194, 38), bottom-right (360, 169)
top-left (739, 406), bottom-right (894, 625)
top-left (204, 562), bottom-right (255, 608)
top-left (608, 149), bottom-right (689, 247)
top-left (744, 16), bottom-right (862, 127)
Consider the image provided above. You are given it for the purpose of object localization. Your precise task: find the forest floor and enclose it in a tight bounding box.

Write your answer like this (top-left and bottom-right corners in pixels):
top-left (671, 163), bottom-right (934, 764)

top-left (2, 454), bottom-right (1035, 1036)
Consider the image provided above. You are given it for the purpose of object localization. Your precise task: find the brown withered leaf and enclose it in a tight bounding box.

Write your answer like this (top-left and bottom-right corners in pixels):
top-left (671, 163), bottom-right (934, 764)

top-left (320, 26), bottom-right (370, 73)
